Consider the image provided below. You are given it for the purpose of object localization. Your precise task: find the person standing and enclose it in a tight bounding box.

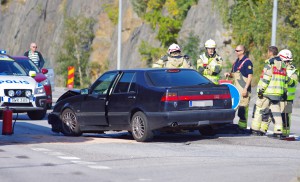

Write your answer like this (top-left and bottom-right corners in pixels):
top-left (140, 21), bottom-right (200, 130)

top-left (24, 42), bottom-right (45, 69)
top-left (251, 46), bottom-right (279, 135)
top-left (196, 39), bottom-right (223, 84)
top-left (251, 52), bottom-right (287, 138)
top-left (152, 43), bottom-right (193, 69)
top-left (278, 49), bottom-right (298, 138)
top-left (224, 45), bottom-right (253, 132)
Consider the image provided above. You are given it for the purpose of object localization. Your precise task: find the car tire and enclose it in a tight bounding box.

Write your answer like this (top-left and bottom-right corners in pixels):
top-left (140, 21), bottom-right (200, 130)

top-left (199, 125), bottom-right (216, 136)
top-left (27, 110), bottom-right (47, 120)
top-left (61, 108), bottom-right (82, 136)
top-left (131, 111), bottom-right (153, 142)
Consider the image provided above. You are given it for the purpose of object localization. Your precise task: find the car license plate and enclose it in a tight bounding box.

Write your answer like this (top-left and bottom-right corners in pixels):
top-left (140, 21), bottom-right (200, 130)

top-left (11, 97), bottom-right (30, 103)
top-left (189, 100), bottom-right (213, 107)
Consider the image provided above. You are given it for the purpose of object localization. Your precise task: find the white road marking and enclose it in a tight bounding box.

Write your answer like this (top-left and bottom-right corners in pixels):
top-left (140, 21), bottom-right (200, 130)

top-left (31, 148), bottom-right (51, 152)
top-left (87, 165), bottom-right (111, 170)
top-left (58, 156), bottom-right (80, 160)
top-left (71, 160), bottom-right (97, 165)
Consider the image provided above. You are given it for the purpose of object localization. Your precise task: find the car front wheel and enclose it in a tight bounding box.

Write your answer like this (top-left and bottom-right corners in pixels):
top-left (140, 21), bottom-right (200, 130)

top-left (61, 108), bottom-right (82, 136)
top-left (27, 110), bottom-right (47, 120)
top-left (131, 111), bottom-right (153, 142)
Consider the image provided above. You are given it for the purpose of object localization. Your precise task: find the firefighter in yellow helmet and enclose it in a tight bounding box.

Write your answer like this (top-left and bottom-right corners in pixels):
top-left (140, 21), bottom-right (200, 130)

top-left (251, 51), bottom-right (288, 138)
top-left (152, 43), bottom-right (193, 69)
top-left (251, 46), bottom-right (279, 136)
top-left (277, 49), bottom-right (298, 138)
top-left (197, 39), bottom-right (223, 84)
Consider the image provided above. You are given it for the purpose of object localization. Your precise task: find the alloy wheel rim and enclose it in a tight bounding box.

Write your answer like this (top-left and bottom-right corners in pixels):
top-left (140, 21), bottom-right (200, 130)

top-left (133, 116), bottom-right (145, 139)
top-left (62, 111), bottom-right (77, 133)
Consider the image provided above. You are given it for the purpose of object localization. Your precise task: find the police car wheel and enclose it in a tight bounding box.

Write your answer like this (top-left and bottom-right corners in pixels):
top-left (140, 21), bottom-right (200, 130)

top-left (61, 108), bottom-right (82, 136)
top-left (27, 110), bottom-right (47, 120)
top-left (199, 125), bottom-right (216, 136)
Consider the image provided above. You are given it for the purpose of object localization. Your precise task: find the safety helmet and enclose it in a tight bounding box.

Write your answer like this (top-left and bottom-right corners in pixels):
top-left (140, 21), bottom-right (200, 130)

top-left (278, 49), bottom-right (293, 61)
top-left (205, 39), bottom-right (216, 48)
top-left (168, 43), bottom-right (181, 54)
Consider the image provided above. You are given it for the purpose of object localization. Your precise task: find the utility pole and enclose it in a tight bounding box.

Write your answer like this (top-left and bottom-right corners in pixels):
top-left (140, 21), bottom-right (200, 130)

top-left (117, 0), bottom-right (122, 70)
top-left (271, 0), bottom-right (278, 46)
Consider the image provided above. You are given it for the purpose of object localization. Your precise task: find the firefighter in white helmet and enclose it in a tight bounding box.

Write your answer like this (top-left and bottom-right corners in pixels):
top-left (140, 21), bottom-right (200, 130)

top-left (264, 49), bottom-right (299, 138)
top-left (196, 39), bottom-right (223, 84)
top-left (152, 43), bottom-right (193, 69)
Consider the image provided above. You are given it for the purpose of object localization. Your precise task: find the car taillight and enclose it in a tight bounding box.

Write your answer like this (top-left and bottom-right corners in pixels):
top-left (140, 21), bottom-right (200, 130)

top-left (161, 92), bottom-right (178, 101)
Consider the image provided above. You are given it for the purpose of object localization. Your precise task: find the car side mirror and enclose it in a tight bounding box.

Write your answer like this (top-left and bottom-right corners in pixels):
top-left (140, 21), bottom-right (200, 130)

top-left (29, 70), bottom-right (36, 77)
top-left (81, 88), bottom-right (89, 95)
top-left (41, 68), bottom-right (48, 74)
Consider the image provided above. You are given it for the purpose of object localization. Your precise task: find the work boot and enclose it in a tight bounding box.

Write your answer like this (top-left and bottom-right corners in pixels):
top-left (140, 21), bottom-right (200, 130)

top-left (251, 130), bottom-right (265, 136)
top-left (268, 133), bottom-right (283, 139)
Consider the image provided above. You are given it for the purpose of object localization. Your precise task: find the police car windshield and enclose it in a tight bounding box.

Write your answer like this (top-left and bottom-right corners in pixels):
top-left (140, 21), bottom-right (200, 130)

top-left (0, 61), bottom-right (27, 76)
top-left (15, 59), bottom-right (40, 73)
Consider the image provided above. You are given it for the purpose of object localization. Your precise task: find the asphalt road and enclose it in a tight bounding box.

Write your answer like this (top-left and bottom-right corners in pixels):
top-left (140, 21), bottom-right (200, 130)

top-left (1, 87), bottom-right (300, 182)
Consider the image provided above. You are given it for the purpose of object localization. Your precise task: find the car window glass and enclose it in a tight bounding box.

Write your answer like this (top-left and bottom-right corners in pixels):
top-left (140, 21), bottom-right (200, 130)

top-left (128, 73), bottom-right (136, 93)
top-left (16, 59), bottom-right (39, 73)
top-left (0, 61), bottom-right (27, 76)
top-left (113, 72), bottom-right (136, 93)
top-left (146, 70), bottom-right (210, 87)
top-left (92, 72), bottom-right (118, 95)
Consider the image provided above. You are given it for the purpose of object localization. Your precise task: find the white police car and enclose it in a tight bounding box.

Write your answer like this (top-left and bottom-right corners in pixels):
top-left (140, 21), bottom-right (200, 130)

top-left (0, 54), bottom-right (47, 120)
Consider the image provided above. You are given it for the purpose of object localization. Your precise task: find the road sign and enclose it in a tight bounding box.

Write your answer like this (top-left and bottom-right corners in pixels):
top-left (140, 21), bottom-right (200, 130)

top-left (221, 83), bottom-right (240, 110)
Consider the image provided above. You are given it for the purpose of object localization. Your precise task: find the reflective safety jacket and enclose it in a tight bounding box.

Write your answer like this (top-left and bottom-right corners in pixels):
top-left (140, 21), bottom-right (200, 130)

top-left (286, 64), bottom-right (299, 101)
top-left (258, 61), bottom-right (287, 101)
top-left (152, 54), bottom-right (193, 69)
top-left (196, 52), bottom-right (223, 84)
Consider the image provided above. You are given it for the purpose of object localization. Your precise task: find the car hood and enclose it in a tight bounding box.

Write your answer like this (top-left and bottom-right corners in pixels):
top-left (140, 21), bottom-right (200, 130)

top-left (56, 89), bottom-right (81, 103)
top-left (0, 75), bottom-right (37, 89)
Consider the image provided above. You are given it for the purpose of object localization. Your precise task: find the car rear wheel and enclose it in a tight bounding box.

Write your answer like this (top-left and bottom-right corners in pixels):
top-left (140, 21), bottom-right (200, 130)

top-left (27, 110), bottom-right (47, 120)
top-left (199, 125), bottom-right (216, 136)
top-left (131, 111), bottom-right (153, 142)
top-left (61, 108), bottom-right (82, 136)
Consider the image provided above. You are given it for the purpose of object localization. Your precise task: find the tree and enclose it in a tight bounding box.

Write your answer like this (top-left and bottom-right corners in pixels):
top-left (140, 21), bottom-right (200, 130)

top-left (56, 15), bottom-right (95, 88)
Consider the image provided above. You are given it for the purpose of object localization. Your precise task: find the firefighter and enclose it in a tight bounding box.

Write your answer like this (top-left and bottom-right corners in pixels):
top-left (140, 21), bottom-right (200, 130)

top-left (251, 46), bottom-right (279, 136)
top-left (224, 45), bottom-right (253, 132)
top-left (196, 39), bottom-right (223, 84)
top-left (152, 43), bottom-right (193, 69)
top-left (251, 53), bottom-right (287, 138)
top-left (278, 49), bottom-right (298, 138)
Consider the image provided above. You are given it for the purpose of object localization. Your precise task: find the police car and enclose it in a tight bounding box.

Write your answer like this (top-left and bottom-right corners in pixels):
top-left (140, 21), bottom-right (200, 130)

top-left (0, 53), bottom-right (47, 120)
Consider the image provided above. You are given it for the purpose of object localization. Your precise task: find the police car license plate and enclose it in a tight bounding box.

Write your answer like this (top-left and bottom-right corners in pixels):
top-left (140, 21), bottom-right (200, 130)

top-left (11, 97), bottom-right (30, 103)
top-left (189, 100), bottom-right (213, 107)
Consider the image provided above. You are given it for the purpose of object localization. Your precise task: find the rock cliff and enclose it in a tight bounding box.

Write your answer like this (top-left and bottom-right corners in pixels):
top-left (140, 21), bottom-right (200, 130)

top-left (0, 0), bottom-right (233, 85)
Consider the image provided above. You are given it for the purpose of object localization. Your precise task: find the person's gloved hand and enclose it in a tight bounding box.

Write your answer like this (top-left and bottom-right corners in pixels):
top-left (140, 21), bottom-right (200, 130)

top-left (258, 89), bottom-right (264, 99)
top-left (283, 91), bottom-right (287, 100)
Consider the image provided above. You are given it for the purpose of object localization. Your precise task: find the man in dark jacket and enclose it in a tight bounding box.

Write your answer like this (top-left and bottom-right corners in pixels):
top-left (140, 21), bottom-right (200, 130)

top-left (24, 42), bottom-right (45, 69)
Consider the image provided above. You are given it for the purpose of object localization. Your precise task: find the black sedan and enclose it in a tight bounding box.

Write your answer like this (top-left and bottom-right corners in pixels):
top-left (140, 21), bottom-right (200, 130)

top-left (48, 69), bottom-right (235, 142)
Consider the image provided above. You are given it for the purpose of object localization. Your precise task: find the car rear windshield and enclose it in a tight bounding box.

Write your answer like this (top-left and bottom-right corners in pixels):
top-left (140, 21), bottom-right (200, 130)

top-left (146, 69), bottom-right (211, 87)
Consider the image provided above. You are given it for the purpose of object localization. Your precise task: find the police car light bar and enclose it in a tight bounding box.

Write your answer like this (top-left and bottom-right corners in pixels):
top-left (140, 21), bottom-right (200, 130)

top-left (0, 50), bottom-right (7, 54)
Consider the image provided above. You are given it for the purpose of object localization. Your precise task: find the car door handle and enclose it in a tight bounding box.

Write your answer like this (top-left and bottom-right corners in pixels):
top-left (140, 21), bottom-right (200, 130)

top-left (128, 96), bottom-right (136, 99)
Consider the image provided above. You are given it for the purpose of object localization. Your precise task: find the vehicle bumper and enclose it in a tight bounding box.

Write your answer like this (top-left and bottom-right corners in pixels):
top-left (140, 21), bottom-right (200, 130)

top-left (146, 109), bottom-right (236, 130)
top-left (0, 96), bottom-right (47, 112)
top-left (48, 112), bottom-right (62, 132)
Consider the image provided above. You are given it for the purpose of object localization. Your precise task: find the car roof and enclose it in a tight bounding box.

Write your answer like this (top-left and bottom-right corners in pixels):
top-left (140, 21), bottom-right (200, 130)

top-left (107, 68), bottom-right (195, 72)
top-left (0, 54), bottom-right (14, 61)
top-left (10, 56), bottom-right (29, 60)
